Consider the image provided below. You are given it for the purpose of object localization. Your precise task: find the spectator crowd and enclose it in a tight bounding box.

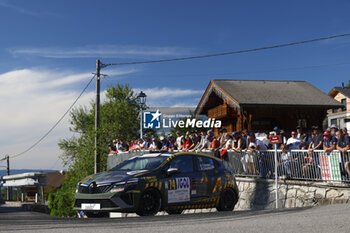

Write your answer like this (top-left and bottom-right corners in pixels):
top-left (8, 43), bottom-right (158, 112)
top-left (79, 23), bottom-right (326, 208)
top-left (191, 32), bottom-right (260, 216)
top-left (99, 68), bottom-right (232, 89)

top-left (107, 124), bottom-right (350, 182)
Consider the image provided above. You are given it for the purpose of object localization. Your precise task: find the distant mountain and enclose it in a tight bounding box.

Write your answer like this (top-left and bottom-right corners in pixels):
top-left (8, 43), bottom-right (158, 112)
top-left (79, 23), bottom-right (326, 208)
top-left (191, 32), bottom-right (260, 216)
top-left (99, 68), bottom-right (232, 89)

top-left (0, 169), bottom-right (57, 177)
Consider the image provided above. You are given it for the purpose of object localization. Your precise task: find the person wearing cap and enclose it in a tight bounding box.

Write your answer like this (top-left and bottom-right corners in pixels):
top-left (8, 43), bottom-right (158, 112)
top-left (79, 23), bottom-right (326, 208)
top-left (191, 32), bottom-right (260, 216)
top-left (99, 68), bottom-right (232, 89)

top-left (308, 126), bottom-right (323, 179)
top-left (335, 130), bottom-right (350, 180)
top-left (273, 126), bottom-right (287, 148)
top-left (308, 126), bottom-right (323, 152)
top-left (143, 137), bottom-right (150, 150)
top-left (160, 136), bottom-right (170, 151)
top-left (330, 124), bottom-right (338, 136)
top-left (323, 130), bottom-right (337, 153)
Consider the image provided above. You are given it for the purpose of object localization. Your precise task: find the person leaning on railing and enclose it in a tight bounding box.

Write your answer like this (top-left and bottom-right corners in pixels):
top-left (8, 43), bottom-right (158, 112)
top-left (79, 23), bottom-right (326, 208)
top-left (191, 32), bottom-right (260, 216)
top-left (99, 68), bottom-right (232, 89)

top-left (335, 130), bottom-right (350, 181)
top-left (308, 126), bottom-right (323, 179)
top-left (231, 132), bottom-right (242, 152)
top-left (323, 130), bottom-right (337, 153)
top-left (208, 135), bottom-right (221, 158)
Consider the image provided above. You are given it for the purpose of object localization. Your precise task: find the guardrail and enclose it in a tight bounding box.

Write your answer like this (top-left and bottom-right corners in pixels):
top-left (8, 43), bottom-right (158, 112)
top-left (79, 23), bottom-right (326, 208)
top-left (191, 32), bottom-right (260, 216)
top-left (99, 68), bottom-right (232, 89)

top-left (107, 149), bottom-right (350, 183)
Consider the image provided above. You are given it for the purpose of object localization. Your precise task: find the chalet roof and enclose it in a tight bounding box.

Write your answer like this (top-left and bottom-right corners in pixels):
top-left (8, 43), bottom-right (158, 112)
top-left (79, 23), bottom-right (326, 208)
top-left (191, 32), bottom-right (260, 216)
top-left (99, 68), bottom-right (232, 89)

top-left (196, 80), bottom-right (343, 115)
top-left (330, 87), bottom-right (350, 99)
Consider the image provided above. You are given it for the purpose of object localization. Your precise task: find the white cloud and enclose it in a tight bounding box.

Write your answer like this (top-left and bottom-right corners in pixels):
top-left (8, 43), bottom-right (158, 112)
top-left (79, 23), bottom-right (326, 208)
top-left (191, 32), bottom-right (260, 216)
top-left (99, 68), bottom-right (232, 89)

top-left (8, 45), bottom-right (196, 59)
top-left (0, 68), bottom-right (137, 170)
top-left (0, 1), bottom-right (58, 17)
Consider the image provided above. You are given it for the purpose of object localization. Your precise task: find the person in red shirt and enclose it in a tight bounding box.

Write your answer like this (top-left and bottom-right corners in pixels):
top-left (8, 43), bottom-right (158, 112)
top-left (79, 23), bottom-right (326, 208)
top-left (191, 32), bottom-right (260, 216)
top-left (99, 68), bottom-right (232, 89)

top-left (182, 136), bottom-right (192, 151)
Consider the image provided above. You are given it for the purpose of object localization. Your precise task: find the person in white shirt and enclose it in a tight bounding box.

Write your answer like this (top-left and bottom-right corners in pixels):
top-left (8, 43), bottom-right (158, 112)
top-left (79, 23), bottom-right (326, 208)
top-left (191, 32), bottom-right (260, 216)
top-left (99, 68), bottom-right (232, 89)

top-left (286, 131), bottom-right (301, 150)
top-left (220, 134), bottom-right (232, 152)
top-left (245, 134), bottom-right (267, 175)
top-left (175, 131), bottom-right (183, 150)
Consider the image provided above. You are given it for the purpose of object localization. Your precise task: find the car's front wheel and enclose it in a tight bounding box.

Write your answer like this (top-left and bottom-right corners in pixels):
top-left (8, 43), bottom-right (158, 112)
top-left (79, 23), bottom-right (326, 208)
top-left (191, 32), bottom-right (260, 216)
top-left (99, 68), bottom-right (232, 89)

top-left (216, 188), bottom-right (238, 211)
top-left (136, 189), bottom-right (161, 216)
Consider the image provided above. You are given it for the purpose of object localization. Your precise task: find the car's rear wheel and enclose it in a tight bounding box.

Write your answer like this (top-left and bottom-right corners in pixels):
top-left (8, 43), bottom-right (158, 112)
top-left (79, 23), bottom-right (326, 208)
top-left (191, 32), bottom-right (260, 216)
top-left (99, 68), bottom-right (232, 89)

top-left (136, 189), bottom-right (161, 216)
top-left (216, 188), bottom-right (238, 211)
top-left (166, 209), bottom-right (183, 215)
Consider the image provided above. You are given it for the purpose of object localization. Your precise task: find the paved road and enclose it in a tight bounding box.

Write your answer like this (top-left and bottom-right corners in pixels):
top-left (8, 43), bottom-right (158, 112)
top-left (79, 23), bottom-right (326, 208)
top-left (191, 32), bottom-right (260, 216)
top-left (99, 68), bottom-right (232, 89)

top-left (1, 204), bottom-right (350, 233)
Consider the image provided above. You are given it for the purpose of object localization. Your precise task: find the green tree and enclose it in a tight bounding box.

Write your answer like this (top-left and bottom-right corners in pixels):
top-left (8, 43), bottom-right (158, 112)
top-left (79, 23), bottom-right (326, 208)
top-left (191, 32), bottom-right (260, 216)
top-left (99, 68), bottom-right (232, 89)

top-left (346, 80), bottom-right (350, 88)
top-left (48, 84), bottom-right (140, 216)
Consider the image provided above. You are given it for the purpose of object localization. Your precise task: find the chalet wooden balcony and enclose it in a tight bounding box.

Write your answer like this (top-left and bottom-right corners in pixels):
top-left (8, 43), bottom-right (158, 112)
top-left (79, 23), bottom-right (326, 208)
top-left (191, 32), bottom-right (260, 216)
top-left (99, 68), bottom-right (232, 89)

top-left (207, 104), bottom-right (233, 119)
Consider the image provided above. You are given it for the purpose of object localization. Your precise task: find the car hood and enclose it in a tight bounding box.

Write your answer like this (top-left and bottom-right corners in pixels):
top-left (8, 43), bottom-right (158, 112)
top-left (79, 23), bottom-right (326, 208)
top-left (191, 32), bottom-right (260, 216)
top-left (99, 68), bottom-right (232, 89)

top-left (80, 170), bottom-right (150, 186)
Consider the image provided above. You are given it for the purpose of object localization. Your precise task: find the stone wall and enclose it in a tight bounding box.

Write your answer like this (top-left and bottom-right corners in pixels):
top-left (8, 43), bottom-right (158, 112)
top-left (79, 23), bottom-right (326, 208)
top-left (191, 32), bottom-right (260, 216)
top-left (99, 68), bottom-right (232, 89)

top-left (235, 177), bottom-right (350, 210)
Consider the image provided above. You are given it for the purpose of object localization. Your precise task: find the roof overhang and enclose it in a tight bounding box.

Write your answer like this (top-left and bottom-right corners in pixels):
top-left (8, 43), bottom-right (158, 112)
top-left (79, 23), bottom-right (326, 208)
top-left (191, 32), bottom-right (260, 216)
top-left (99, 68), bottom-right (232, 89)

top-left (195, 81), bottom-right (241, 115)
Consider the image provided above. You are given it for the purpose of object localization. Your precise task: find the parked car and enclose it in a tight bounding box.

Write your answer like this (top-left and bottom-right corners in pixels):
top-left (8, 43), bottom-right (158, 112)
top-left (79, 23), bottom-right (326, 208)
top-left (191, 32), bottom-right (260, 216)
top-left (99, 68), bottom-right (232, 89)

top-left (74, 152), bottom-right (239, 217)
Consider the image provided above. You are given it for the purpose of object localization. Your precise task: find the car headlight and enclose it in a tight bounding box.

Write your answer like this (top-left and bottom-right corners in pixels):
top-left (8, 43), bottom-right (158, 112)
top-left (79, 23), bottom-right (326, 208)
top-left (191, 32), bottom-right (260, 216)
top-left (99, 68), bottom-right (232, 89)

top-left (76, 182), bottom-right (81, 193)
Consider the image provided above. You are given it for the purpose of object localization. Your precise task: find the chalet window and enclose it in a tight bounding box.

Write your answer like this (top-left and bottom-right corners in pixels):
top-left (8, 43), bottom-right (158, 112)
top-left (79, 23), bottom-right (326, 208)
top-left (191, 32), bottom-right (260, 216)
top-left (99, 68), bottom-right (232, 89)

top-left (331, 119), bottom-right (337, 126)
top-left (341, 99), bottom-right (347, 111)
top-left (332, 108), bottom-right (337, 113)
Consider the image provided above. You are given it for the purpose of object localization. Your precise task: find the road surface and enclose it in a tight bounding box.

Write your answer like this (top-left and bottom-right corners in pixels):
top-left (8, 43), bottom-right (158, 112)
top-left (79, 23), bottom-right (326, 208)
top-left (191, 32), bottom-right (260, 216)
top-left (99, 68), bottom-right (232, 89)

top-left (1, 204), bottom-right (349, 233)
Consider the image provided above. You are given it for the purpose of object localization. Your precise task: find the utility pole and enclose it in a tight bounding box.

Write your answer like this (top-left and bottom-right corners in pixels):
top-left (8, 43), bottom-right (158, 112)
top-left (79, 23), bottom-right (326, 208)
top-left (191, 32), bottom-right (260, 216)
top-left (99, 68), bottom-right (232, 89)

top-left (94, 60), bottom-right (101, 174)
top-left (6, 155), bottom-right (11, 201)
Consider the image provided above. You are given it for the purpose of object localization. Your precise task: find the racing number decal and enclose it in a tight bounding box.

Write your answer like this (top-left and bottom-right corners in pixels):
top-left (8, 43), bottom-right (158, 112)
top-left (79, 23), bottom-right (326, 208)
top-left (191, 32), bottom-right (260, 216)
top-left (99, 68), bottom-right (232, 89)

top-left (167, 177), bottom-right (190, 203)
top-left (169, 179), bottom-right (176, 190)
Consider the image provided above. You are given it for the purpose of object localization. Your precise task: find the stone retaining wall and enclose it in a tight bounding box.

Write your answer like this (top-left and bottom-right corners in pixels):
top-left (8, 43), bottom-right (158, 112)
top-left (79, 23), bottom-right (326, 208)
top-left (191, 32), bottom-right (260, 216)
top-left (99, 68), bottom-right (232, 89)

top-left (235, 177), bottom-right (350, 210)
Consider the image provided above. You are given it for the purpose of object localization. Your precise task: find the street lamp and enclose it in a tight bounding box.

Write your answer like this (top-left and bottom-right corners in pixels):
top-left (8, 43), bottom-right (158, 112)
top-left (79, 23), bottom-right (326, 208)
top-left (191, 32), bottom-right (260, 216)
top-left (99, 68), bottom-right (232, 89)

top-left (137, 91), bottom-right (147, 139)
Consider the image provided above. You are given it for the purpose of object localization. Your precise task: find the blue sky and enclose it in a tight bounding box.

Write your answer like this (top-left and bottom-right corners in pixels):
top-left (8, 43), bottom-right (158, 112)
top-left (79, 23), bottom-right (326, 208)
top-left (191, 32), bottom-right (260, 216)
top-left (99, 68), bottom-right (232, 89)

top-left (1, 0), bottom-right (350, 170)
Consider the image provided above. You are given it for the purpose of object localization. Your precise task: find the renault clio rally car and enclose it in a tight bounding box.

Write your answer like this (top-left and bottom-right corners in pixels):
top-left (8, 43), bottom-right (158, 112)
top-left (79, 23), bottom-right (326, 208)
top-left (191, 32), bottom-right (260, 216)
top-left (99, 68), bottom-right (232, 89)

top-left (74, 152), bottom-right (239, 217)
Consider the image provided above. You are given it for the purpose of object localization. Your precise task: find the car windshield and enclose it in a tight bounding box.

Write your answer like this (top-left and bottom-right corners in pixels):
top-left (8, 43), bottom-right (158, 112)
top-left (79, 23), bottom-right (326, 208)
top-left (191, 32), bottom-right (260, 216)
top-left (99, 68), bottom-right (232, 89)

top-left (112, 155), bottom-right (168, 171)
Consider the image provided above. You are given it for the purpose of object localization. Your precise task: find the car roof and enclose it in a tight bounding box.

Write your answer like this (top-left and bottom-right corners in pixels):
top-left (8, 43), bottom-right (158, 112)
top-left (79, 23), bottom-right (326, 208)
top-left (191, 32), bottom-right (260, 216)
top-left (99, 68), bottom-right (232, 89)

top-left (135, 152), bottom-right (222, 162)
top-left (139, 153), bottom-right (172, 158)
top-left (173, 152), bottom-right (222, 162)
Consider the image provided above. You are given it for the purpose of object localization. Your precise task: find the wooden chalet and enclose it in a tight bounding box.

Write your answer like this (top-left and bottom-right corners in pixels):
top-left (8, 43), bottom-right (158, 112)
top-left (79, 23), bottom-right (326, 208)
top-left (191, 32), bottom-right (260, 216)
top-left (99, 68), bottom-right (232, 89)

top-left (195, 80), bottom-right (343, 134)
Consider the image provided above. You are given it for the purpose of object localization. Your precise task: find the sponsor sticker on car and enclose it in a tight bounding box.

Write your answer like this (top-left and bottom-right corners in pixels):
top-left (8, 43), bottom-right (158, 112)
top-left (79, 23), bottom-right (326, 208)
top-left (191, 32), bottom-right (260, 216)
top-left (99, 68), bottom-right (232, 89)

top-left (168, 177), bottom-right (190, 203)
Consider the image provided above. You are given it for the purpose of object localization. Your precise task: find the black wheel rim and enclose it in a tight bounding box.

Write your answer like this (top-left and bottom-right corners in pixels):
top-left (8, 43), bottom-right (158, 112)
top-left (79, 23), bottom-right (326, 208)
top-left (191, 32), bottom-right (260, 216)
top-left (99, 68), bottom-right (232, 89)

top-left (223, 190), bottom-right (234, 209)
top-left (142, 191), bottom-right (158, 214)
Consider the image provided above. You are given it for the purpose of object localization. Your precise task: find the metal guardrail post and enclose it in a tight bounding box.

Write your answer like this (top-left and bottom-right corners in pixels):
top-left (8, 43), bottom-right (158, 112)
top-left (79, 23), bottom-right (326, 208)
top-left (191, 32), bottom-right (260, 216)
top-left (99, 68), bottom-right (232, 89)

top-left (274, 144), bottom-right (278, 209)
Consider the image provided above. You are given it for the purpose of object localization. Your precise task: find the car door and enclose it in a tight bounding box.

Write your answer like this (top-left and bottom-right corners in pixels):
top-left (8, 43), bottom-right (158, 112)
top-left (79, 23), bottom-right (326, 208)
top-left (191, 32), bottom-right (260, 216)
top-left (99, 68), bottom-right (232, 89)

top-left (163, 154), bottom-right (196, 206)
top-left (195, 155), bottom-right (221, 198)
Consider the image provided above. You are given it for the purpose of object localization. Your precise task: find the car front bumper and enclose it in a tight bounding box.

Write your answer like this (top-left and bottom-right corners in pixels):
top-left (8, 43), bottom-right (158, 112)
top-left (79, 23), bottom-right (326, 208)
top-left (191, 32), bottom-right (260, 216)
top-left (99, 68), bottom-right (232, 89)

top-left (74, 189), bottom-right (141, 213)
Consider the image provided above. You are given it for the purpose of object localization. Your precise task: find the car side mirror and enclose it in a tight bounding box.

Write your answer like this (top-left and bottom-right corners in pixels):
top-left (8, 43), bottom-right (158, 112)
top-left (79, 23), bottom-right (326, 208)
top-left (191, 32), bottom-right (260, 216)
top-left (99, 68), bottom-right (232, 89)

top-left (166, 168), bottom-right (180, 176)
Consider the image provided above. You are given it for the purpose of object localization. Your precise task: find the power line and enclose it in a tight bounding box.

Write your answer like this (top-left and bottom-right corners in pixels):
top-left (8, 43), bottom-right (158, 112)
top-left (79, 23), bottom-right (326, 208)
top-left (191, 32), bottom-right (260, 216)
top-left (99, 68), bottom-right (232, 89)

top-left (102, 33), bottom-right (350, 67)
top-left (5, 75), bottom-right (96, 160)
top-left (105, 61), bottom-right (350, 79)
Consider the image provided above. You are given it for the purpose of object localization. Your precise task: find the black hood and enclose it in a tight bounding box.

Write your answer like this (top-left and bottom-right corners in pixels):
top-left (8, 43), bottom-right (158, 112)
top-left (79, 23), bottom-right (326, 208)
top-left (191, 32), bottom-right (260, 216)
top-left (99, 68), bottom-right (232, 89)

top-left (80, 170), bottom-right (149, 186)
